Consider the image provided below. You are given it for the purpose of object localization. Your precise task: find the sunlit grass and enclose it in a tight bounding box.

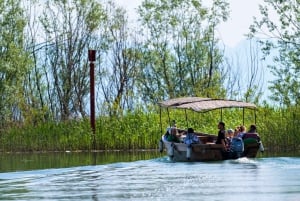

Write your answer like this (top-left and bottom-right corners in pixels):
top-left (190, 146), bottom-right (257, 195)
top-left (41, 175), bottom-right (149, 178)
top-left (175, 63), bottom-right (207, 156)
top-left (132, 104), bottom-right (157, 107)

top-left (0, 106), bottom-right (300, 152)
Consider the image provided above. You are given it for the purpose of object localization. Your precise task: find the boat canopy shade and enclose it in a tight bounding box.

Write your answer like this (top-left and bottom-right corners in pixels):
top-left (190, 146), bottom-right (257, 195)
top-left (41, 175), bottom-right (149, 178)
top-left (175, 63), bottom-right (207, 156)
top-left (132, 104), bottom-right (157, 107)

top-left (158, 97), bottom-right (256, 112)
top-left (158, 97), bottom-right (212, 107)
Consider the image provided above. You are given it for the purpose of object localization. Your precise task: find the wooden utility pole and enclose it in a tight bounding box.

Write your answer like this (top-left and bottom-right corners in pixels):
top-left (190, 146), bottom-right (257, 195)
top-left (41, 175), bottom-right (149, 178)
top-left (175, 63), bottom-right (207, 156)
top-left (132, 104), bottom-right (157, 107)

top-left (88, 50), bottom-right (96, 150)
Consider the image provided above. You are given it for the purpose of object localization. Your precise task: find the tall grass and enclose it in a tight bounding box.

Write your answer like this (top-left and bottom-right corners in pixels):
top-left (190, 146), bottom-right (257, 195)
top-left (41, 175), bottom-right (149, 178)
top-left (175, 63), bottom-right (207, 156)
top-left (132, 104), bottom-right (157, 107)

top-left (0, 120), bottom-right (91, 152)
top-left (0, 106), bottom-right (300, 152)
top-left (258, 105), bottom-right (300, 152)
top-left (96, 109), bottom-right (162, 150)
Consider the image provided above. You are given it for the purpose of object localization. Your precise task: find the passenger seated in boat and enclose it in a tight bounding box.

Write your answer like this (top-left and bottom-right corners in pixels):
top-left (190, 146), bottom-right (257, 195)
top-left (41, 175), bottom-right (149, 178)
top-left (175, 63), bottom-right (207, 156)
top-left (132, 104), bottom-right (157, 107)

top-left (243, 124), bottom-right (261, 141)
top-left (164, 120), bottom-right (177, 140)
top-left (226, 129), bottom-right (234, 148)
top-left (236, 125), bottom-right (246, 138)
top-left (184, 128), bottom-right (200, 145)
top-left (233, 126), bottom-right (240, 137)
top-left (167, 127), bottom-right (180, 143)
top-left (245, 124), bottom-right (264, 152)
top-left (247, 124), bottom-right (257, 134)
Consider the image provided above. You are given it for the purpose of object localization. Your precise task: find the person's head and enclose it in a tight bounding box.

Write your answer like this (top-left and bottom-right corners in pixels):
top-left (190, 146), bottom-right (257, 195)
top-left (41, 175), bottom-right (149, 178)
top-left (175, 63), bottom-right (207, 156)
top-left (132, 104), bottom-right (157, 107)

top-left (239, 125), bottom-right (246, 132)
top-left (234, 126), bottom-right (240, 136)
top-left (187, 128), bottom-right (194, 134)
top-left (218, 121), bottom-right (225, 129)
top-left (170, 127), bottom-right (177, 135)
top-left (249, 124), bottom-right (257, 132)
top-left (227, 129), bottom-right (234, 137)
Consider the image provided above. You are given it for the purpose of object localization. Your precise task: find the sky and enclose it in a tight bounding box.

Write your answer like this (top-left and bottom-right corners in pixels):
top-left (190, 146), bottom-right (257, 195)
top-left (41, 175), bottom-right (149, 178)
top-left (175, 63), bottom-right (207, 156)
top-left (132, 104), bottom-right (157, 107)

top-left (217, 0), bottom-right (262, 48)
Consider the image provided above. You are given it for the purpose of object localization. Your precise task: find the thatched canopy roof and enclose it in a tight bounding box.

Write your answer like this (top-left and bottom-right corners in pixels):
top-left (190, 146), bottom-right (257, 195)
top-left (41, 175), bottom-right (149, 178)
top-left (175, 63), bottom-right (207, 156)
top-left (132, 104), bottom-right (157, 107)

top-left (158, 97), bottom-right (256, 112)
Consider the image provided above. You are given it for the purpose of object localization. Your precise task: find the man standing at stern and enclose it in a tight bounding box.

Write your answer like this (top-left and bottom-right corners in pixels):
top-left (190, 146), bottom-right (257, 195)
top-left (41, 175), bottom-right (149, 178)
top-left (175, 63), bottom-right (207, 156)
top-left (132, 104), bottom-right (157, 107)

top-left (216, 121), bottom-right (227, 151)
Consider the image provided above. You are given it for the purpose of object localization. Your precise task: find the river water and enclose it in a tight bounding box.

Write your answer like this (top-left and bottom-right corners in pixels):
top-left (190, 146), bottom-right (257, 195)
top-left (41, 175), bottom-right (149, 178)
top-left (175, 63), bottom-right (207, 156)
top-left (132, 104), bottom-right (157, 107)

top-left (0, 151), bottom-right (299, 201)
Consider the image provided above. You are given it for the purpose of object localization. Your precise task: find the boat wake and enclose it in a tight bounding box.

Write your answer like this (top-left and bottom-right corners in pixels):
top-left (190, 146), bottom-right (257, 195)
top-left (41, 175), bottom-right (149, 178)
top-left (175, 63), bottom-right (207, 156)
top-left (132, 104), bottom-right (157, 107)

top-left (231, 157), bottom-right (258, 164)
top-left (151, 156), bottom-right (174, 163)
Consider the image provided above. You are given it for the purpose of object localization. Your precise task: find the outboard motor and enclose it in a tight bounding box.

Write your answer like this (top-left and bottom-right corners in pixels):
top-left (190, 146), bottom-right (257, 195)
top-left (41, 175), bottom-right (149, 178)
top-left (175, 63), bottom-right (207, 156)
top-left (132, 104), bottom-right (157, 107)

top-left (230, 137), bottom-right (244, 158)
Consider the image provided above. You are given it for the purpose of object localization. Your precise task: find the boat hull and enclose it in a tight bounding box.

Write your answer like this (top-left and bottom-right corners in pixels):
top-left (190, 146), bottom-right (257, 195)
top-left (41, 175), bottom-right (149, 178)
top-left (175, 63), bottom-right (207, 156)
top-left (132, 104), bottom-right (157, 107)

top-left (162, 137), bottom-right (260, 162)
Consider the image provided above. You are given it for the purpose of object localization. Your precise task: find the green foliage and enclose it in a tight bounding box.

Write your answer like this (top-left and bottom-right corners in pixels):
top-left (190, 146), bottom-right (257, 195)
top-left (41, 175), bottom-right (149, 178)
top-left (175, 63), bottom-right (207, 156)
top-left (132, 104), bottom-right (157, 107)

top-left (249, 0), bottom-right (300, 106)
top-left (0, 120), bottom-right (91, 152)
top-left (0, 0), bottom-right (32, 125)
top-left (136, 0), bottom-right (229, 103)
top-left (96, 1), bottom-right (141, 115)
top-left (1, 104), bottom-right (300, 152)
top-left (96, 106), bottom-right (161, 150)
top-left (83, 1), bottom-right (106, 32)
top-left (36, 0), bottom-right (106, 120)
top-left (0, 0), bottom-right (299, 153)
top-left (257, 103), bottom-right (300, 152)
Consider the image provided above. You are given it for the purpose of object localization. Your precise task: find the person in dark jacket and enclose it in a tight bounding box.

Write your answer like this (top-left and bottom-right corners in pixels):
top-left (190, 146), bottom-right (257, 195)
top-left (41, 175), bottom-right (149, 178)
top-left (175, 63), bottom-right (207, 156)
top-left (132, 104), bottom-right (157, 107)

top-left (216, 121), bottom-right (227, 150)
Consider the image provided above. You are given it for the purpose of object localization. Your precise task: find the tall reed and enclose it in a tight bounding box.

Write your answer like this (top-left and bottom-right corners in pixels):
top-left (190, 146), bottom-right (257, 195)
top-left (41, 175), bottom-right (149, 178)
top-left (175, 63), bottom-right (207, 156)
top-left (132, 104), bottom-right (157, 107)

top-left (0, 106), bottom-right (300, 152)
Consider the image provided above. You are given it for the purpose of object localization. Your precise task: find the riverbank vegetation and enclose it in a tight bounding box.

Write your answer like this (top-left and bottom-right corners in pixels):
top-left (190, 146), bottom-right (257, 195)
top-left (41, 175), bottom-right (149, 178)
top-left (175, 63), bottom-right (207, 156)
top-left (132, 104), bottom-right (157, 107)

top-left (1, 105), bottom-right (300, 153)
top-left (0, 0), bottom-right (299, 152)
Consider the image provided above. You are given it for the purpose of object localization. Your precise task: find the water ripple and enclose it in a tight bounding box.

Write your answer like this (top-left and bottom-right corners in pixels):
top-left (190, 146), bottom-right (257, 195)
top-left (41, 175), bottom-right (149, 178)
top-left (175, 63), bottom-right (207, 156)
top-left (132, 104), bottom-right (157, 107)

top-left (0, 157), bottom-right (300, 201)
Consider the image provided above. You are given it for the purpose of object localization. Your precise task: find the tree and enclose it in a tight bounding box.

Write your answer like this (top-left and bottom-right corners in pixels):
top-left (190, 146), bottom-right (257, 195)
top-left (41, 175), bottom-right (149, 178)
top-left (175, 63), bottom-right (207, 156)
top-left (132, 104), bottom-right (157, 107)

top-left (96, 1), bottom-right (140, 116)
top-left (38, 0), bottom-right (105, 120)
top-left (249, 0), bottom-right (300, 106)
top-left (0, 0), bottom-right (31, 126)
top-left (136, 0), bottom-right (229, 104)
top-left (223, 40), bottom-right (265, 103)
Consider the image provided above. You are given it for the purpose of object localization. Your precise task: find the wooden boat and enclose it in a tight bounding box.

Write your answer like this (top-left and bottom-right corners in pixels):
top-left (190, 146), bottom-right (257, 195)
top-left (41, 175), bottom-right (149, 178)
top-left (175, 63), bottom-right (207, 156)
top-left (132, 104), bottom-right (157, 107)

top-left (158, 97), bottom-right (264, 162)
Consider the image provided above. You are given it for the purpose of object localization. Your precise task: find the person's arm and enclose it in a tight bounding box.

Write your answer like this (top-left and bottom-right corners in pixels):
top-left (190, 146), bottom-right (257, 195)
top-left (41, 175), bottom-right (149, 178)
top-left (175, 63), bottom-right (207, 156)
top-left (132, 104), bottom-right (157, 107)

top-left (221, 139), bottom-right (226, 150)
top-left (193, 134), bottom-right (200, 143)
top-left (221, 131), bottom-right (227, 150)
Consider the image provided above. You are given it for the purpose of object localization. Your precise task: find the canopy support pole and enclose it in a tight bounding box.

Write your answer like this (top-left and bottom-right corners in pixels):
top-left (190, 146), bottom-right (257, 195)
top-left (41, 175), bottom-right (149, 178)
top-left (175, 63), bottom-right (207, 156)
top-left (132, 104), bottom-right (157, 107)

top-left (243, 108), bottom-right (245, 125)
top-left (220, 108), bottom-right (223, 121)
top-left (185, 109), bottom-right (188, 128)
top-left (167, 108), bottom-right (171, 127)
top-left (159, 107), bottom-right (163, 134)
